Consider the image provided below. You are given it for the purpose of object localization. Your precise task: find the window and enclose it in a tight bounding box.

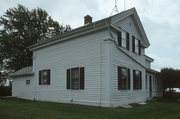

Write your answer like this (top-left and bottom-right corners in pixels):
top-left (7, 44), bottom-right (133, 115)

top-left (118, 67), bottom-right (130, 90)
top-left (39, 70), bottom-right (50, 85)
top-left (118, 31), bottom-right (129, 50)
top-left (132, 36), bottom-right (141, 55)
top-left (26, 80), bottom-right (30, 85)
top-left (133, 70), bottom-right (142, 90)
top-left (71, 68), bottom-right (80, 89)
top-left (67, 67), bottom-right (84, 90)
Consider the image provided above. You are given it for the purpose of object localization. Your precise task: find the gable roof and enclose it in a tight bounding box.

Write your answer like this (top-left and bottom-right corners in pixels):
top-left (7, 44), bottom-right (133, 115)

top-left (11, 66), bottom-right (34, 78)
top-left (110, 8), bottom-right (150, 47)
top-left (29, 7), bottom-right (150, 51)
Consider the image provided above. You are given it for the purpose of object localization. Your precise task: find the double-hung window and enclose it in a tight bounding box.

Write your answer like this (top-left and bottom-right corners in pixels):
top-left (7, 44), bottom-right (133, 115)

top-left (118, 31), bottom-right (130, 50)
top-left (118, 67), bottom-right (130, 90)
top-left (67, 67), bottom-right (85, 90)
top-left (133, 70), bottom-right (142, 90)
top-left (71, 68), bottom-right (80, 89)
top-left (39, 70), bottom-right (50, 85)
top-left (132, 36), bottom-right (141, 55)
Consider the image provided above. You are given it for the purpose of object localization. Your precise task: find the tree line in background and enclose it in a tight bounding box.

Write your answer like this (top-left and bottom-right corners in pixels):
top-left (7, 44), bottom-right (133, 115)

top-left (0, 4), bottom-right (71, 85)
top-left (160, 68), bottom-right (180, 91)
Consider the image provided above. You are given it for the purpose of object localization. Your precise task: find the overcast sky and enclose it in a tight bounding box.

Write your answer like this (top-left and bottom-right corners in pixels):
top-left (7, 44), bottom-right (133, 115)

top-left (0, 0), bottom-right (180, 71)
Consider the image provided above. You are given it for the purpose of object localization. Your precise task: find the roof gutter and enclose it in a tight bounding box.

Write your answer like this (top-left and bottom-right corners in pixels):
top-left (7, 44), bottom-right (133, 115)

top-left (11, 73), bottom-right (34, 78)
top-left (146, 68), bottom-right (159, 74)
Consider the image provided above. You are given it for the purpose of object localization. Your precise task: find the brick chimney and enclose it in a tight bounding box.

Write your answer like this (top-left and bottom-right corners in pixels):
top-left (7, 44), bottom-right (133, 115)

top-left (84, 15), bottom-right (92, 25)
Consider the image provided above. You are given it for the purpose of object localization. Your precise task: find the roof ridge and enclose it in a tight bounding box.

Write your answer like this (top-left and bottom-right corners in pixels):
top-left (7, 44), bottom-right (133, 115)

top-left (29, 7), bottom-right (137, 50)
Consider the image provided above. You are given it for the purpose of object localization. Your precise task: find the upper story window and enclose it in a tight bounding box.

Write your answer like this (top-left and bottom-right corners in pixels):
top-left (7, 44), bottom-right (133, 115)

top-left (39, 70), bottom-right (50, 85)
top-left (133, 70), bottom-right (142, 90)
top-left (118, 66), bottom-right (130, 90)
top-left (132, 36), bottom-right (141, 55)
top-left (67, 67), bottom-right (85, 90)
top-left (118, 31), bottom-right (129, 50)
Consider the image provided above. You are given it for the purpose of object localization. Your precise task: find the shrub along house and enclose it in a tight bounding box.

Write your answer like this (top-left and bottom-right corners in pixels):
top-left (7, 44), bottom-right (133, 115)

top-left (11, 8), bottom-right (162, 107)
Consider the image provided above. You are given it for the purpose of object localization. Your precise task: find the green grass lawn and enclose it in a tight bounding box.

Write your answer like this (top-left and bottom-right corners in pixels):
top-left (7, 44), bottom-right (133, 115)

top-left (0, 98), bottom-right (180, 119)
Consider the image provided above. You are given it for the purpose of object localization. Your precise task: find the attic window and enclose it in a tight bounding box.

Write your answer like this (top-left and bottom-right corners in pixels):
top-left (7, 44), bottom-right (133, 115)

top-left (132, 36), bottom-right (141, 55)
top-left (118, 31), bottom-right (129, 50)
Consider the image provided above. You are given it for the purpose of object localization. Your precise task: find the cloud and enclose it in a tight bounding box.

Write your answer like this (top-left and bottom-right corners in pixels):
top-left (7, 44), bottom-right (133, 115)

top-left (0, 0), bottom-right (179, 70)
top-left (147, 53), bottom-right (180, 71)
top-left (176, 47), bottom-right (180, 52)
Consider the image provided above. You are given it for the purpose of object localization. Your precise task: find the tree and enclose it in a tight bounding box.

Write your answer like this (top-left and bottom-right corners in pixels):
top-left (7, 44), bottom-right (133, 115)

top-left (160, 68), bottom-right (180, 92)
top-left (0, 4), bottom-right (71, 75)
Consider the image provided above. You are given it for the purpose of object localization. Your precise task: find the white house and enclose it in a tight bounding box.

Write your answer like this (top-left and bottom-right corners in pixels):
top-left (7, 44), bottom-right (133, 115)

top-left (12, 8), bottom-right (162, 107)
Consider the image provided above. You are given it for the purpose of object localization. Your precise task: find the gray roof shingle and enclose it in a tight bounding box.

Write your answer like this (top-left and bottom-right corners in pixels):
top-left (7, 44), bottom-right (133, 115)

top-left (11, 66), bottom-right (34, 78)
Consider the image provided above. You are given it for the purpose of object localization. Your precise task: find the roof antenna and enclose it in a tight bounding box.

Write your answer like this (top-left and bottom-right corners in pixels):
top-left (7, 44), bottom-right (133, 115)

top-left (110, 0), bottom-right (119, 16)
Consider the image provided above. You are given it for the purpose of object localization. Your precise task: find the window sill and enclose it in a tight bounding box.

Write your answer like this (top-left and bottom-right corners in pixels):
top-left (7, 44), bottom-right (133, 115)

top-left (67, 89), bottom-right (84, 91)
top-left (133, 89), bottom-right (142, 91)
top-left (119, 46), bottom-right (129, 51)
top-left (118, 89), bottom-right (131, 92)
top-left (39, 84), bottom-right (50, 86)
top-left (133, 52), bottom-right (141, 56)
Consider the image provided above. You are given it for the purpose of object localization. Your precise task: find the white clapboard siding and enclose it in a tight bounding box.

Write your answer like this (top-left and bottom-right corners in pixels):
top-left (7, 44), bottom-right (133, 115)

top-left (145, 60), bottom-right (151, 69)
top-left (110, 42), bottom-right (146, 106)
top-left (112, 16), bottom-right (146, 65)
top-left (32, 30), bottom-right (110, 107)
top-left (108, 16), bottom-right (148, 106)
top-left (12, 76), bottom-right (34, 100)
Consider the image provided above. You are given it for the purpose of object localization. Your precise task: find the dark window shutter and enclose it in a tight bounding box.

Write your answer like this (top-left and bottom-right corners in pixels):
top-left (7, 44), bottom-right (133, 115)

top-left (80, 67), bottom-right (85, 89)
top-left (47, 70), bottom-right (50, 85)
top-left (128, 69), bottom-right (130, 89)
top-left (133, 70), bottom-right (136, 89)
top-left (138, 40), bottom-right (141, 55)
top-left (67, 69), bottom-right (70, 89)
top-left (140, 71), bottom-right (142, 89)
top-left (118, 66), bottom-right (121, 90)
top-left (132, 36), bottom-right (135, 53)
top-left (126, 32), bottom-right (130, 50)
top-left (39, 71), bottom-right (42, 85)
top-left (118, 32), bottom-right (122, 47)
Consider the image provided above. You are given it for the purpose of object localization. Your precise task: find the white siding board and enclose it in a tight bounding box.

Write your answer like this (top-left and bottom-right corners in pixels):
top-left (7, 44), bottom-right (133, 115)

top-left (12, 76), bottom-right (34, 100)
top-left (32, 30), bottom-right (110, 107)
top-left (145, 60), bottom-right (151, 68)
top-left (112, 16), bottom-right (146, 66)
top-left (110, 41), bottom-right (147, 106)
